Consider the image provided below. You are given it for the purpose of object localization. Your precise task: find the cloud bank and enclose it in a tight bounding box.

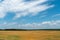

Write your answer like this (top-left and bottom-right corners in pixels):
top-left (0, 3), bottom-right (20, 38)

top-left (0, 20), bottom-right (60, 29)
top-left (0, 0), bottom-right (54, 19)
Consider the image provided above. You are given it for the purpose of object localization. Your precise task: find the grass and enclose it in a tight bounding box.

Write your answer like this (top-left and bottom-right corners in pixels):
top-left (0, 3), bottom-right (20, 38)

top-left (7, 35), bottom-right (20, 40)
top-left (0, 30), bottom-right (60, 40)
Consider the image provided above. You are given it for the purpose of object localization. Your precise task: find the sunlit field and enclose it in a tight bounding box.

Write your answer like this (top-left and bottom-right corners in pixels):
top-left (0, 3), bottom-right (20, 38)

top-left (0, 30), bottom-right (60, 40)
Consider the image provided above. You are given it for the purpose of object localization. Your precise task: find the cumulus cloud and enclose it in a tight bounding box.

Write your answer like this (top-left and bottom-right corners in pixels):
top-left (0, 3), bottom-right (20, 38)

top-left (0, 20), bottom-right (60, 29)
top-left (0, 0), bottom-right (54, 19)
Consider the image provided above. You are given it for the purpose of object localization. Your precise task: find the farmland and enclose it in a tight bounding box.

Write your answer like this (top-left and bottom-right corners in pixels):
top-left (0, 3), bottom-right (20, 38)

top-left (0, 30), bottom-right (60, 40)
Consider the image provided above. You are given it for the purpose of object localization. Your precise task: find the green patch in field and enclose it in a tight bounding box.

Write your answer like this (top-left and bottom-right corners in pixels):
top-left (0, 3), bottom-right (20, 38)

top-left (0, 36), bottom-right (5, 40)
top-left (7, 35), bottom-right (20, 40)
top-left (53, 35), bottom-right (60, 38)
top-left (45, 35), bottom-right (60, 40)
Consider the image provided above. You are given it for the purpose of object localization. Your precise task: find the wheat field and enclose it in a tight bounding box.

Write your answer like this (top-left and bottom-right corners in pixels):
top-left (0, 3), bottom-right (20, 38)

top-left (0, 31), bottom-right (60, 40)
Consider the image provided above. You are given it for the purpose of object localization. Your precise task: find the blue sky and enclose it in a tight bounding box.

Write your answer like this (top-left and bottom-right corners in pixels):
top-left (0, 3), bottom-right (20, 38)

top-left (0, 0), bottom-right (60, 29)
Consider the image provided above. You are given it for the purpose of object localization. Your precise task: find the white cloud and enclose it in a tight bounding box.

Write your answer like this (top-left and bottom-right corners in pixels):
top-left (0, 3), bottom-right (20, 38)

top-left (39, 14), bottom-right (47, 18)
top-left (0, 0), bottom-right (54, 19)
top-left (0, 6), bottom-right (6, 18)
top-left (0, 20), bottom-right (60, 29)
top-left (52, 14), bottom-right (60, 17)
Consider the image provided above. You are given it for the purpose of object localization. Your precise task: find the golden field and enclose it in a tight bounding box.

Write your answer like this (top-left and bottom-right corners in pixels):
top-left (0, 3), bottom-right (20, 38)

top-left (0, 31), bottom-right (60, 40)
